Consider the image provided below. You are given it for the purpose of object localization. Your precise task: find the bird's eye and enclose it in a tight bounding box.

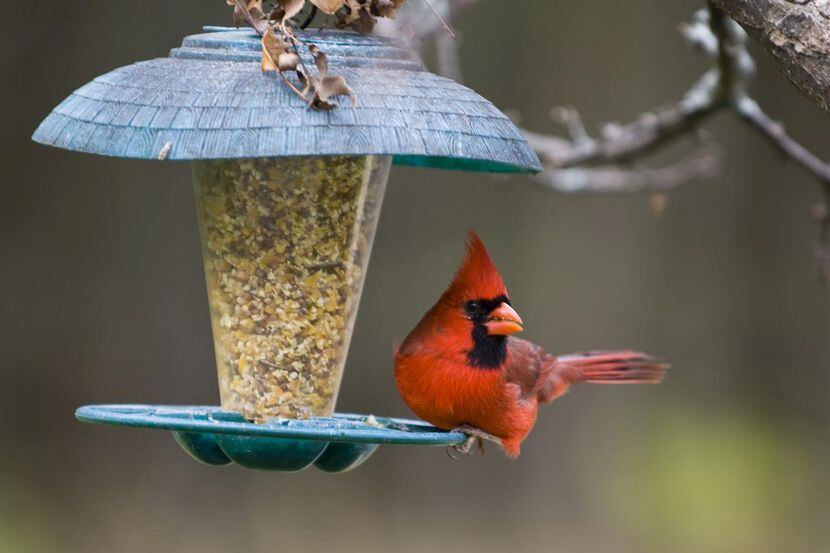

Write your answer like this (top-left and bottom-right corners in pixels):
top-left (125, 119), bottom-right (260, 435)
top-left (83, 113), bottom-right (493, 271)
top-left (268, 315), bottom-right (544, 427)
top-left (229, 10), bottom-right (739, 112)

top-left (465, 300), bottom-right (481, 315)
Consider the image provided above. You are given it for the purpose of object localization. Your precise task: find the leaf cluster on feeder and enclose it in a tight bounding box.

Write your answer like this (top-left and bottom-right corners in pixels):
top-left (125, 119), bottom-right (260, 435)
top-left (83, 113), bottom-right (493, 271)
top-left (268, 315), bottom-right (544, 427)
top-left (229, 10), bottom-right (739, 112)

top-left (227, 0), bottom-right (408, 109)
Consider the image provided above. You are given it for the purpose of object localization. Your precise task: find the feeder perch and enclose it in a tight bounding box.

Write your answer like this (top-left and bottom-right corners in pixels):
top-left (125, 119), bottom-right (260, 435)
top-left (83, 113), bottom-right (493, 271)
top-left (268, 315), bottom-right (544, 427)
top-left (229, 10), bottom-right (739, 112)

top-left (33, 26), bottom-right (541, 472)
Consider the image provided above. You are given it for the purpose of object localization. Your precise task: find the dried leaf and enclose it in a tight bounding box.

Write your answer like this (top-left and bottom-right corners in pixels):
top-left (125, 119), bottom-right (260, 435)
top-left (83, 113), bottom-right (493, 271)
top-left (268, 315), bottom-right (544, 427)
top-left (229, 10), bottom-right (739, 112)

top-left (232, 0), bottom-right (270, 34)
top-left (315, 75), bottom-right (355, 103)
top-left (309, 45), bottom-right (328, 74)
top-left (277, 0), bottom-right (306, 22)
top-left (338, 0), bottom-right (364, 24)
top-left (278, 52), bottom-right (300, 71)
top-left (306, 45), bottom-right (355, 108)
top-left (261, 28), bottom-right (288, 73)
top-left (310, 0), bottom-right (346, 15)
top-left (296, 67), bottom-right (311, 95)
top-left (370, 0), bottom-right (406, 18)
top-left (312, 75), bottom-right (355, 109)
top-left (233, 0), bottom-right (264, 24)
top-left (350, 8), bottom-right (376, 34)
top-left (248, 0), bottom-right (266, 19)
top-left (230, 0), bottom-right (405, 110)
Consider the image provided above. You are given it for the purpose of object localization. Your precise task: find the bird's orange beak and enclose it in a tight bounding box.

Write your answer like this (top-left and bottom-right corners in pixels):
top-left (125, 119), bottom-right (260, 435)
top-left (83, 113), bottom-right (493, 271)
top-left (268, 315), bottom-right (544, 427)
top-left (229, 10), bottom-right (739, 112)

top-left (484, 302), bottom-right (524, 336)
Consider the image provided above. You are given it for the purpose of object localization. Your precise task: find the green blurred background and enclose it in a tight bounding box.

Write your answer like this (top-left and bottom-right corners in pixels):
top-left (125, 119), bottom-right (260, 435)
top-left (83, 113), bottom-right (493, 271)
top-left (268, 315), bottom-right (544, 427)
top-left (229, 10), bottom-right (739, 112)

top-left (2, 1), bottom-right (828, 552)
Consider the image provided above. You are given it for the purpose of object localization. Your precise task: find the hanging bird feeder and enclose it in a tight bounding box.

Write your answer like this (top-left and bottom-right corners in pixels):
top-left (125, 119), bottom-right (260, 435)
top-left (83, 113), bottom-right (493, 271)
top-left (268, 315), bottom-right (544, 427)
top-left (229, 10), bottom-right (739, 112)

top-left (33, 26), bottom-right (541, 472)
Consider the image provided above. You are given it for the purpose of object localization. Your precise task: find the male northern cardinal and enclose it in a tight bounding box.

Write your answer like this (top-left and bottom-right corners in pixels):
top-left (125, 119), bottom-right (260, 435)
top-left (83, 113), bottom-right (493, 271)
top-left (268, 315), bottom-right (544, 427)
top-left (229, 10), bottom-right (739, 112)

top-left (394, 231), bottom-right (666, 457)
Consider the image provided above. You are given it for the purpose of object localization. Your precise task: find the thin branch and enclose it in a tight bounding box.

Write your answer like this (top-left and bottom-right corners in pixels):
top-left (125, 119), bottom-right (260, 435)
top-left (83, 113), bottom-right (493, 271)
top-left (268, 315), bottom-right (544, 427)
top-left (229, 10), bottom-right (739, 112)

top-left (733, 96), bottom-right (830, 185)
top-left (523, 5), bottom-right (759, 185)
top-left (375, 0), bottom-right (476, 80)
top-left (435, 5), bottom-right (462, 82)
top-left (274, 67), bottom-right (312, 106)
top-left (533, 146), bottom-right (722, 194)
top-left (735, 93), bottom-right (830, 277)
top-left (421, 0), bottom-right (456, 40)
top-left (415, 1), bottom-right (830, 277)
top-left (527, 70), bottom-right (725, 169)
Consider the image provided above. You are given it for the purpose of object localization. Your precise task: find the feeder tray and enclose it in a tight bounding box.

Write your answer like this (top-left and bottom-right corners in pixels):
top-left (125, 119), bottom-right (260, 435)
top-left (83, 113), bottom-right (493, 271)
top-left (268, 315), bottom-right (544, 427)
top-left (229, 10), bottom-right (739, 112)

top-left (77, 405), bottom-right (466, 473)
top-left (34, 25), bottom-right (540, 472)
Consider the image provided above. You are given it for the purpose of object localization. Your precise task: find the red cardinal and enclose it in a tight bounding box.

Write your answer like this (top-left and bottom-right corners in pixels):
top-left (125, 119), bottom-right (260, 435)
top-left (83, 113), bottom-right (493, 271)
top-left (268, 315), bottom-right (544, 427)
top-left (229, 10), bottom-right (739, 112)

top-left (394, 231), bottom-right (667, 457)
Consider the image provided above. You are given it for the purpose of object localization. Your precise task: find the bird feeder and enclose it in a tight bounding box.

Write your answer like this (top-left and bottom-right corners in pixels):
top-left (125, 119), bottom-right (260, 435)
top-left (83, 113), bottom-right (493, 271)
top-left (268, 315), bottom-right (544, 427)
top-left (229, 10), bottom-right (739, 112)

top-left (33, 26), bottom-right (540, 472)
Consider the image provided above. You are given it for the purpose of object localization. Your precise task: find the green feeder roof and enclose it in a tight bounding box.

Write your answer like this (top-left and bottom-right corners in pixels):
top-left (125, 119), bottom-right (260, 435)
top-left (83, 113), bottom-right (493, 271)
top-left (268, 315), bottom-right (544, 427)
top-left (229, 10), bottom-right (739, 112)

top-left (32, 26), bottom-right (541, 173)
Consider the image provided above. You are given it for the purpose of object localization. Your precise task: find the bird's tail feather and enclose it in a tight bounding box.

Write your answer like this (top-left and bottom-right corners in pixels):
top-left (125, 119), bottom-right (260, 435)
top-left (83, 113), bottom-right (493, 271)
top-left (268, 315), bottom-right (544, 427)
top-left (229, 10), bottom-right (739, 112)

top-left (557, 350), bottom-right (668, 384)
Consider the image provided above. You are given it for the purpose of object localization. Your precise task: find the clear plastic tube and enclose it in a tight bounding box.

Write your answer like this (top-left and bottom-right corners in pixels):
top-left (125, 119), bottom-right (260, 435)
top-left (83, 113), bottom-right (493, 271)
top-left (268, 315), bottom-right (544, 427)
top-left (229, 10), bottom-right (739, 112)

top-left (192, 156), bottom-right (391, 421)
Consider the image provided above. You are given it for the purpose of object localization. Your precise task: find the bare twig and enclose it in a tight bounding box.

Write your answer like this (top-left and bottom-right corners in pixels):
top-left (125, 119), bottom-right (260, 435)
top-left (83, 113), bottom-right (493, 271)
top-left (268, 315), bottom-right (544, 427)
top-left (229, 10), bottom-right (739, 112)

top-left (524, 6), bottom-right (754, 190)
top-left (249, 0), bottom-right (830, 276)
top-left (375, 0), bottom-right (476, 80)
top-left (534, 146), bottom-right (722, 194)
top-left (733, 96), bottom-right (830, 185)
top-left (528, 72), bottom-right (725, 169)
top-left (435, 6), bottom-right (462, 82)
top-left (421, 0), bottom-right (456, 39)
top-left (711, 4), bottom-right (830, 278)
top-left (412, 1), bottom-right (830, 276)
top-left (523, 2), bottom-right (830, 277)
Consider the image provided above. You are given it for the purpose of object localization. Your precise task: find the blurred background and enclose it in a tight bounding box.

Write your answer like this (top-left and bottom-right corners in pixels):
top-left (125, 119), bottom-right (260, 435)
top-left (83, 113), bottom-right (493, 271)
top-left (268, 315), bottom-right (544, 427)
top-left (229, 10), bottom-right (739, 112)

top-left (2, 1), bottom-right (829, 552)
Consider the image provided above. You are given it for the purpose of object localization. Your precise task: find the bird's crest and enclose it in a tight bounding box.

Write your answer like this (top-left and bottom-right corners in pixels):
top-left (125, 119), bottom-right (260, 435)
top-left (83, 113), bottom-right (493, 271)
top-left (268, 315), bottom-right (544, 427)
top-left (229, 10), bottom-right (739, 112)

top-left (447, 230), bottom-right (507, 300)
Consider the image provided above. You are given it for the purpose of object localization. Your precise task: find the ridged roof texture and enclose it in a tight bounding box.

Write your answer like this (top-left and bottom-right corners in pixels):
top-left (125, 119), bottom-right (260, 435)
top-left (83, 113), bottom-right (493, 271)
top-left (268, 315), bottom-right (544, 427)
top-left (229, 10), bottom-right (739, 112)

top-left (32, 27), bottom-right (541, 173)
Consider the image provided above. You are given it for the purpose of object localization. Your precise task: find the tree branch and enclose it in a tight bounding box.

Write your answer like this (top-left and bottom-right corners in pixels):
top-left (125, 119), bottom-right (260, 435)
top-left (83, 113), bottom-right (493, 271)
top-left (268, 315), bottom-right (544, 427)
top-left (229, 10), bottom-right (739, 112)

top-left (734, 96), bottom-right (830, 184)
top-left (396, 0), bottom-right (830, 277)
top-left (524, 3), bottom-right (830, 277)
top-left (533, 146), bottom-right (722, 194)
top-left (375, 0), bottom-right (476, 81)
top-left (710, 0), bottom-right (830, 113)
top-left (523, 7), bottom-right (747, 191)
top-left (526, 70), bottom-right (725, 169)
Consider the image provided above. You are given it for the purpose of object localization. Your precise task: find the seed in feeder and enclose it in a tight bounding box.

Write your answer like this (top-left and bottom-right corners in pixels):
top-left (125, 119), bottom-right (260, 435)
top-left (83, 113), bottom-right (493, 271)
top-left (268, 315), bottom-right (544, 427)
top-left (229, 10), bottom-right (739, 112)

top-left (193, 155), bottom-right (390, 421)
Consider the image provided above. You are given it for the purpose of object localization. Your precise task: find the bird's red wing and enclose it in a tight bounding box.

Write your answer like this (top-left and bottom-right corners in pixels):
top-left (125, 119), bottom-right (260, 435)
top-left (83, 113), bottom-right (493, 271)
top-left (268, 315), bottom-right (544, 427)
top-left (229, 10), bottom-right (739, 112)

top-left (503, 337), bottom-right (549, 400)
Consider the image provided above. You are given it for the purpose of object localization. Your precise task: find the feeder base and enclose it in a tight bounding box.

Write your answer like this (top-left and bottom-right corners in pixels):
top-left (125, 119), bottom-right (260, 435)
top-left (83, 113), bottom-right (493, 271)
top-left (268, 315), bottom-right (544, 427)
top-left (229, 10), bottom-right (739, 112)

top-left (75, 405), bottom-right (466, 473)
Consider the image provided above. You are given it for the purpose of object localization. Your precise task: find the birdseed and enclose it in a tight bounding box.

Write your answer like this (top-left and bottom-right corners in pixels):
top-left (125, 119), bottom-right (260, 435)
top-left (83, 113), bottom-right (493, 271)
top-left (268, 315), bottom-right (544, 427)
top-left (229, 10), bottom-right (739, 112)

top-left (192, 155), bottom-right (390, 421)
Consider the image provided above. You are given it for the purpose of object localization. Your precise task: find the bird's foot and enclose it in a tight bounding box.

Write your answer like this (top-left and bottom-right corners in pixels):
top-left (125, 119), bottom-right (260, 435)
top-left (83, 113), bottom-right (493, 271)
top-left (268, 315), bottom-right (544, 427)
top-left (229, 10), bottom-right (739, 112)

top-left (447, 425), bottom-right (502, 457)
top-left (447, 435), bottom-right (482, 458)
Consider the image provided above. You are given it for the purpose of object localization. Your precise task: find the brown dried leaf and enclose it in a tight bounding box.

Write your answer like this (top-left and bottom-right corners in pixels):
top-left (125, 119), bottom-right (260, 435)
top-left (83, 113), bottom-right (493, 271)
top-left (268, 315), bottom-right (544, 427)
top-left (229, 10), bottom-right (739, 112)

top-left (312, 75), bottom-right (355, 109)
top-left (354, 9), bottom-right (376, 34)
top-left (277, 0), bottom-right (306, 22)
top-left (248, 0), bottom-right (266, 19)
top-left (232, 0), bottom-right (270, 34)
top-left (315, 75), bottom-right (355, 103)
top-left (310, 0), bottom-right (346, 15)
top-left (261, 28), bottom-right (288, 73)
top-left (278, 52), bottom-right (300, 71)
top-left (306, 45), bottom-right (354, 109)
top-left (232, 0), bottom-right (383, 110)
top-left (338, 0), bottom-right (363, 24)
top-left (234, 0), bottom-right (265, 22)
top-left (296, 67), bottom-right (311, 95)
top-left (309, 45), bottom-right (328, 75)
top-left (370, 0), bottom-right (406, 18)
